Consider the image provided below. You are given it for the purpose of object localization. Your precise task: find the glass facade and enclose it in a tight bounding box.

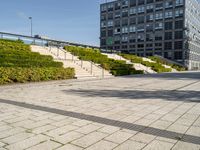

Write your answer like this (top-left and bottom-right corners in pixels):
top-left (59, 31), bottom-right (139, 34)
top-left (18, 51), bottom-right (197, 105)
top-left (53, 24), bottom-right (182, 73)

top-left (100, 0), bottom-right (200, 69)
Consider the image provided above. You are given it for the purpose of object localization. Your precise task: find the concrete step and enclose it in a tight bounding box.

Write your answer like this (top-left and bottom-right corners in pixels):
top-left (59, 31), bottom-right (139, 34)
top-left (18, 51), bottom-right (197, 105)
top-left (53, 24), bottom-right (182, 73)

top-left (102, 53), bottom-right (156, 74)
top-left (31, 45), bottom-right (113, 79)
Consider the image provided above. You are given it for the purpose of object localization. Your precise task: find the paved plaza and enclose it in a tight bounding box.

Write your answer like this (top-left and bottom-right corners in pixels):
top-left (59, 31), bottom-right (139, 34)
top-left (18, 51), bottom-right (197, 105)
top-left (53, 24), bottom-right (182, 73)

top-left (0, 71), bottom-right (200, 150)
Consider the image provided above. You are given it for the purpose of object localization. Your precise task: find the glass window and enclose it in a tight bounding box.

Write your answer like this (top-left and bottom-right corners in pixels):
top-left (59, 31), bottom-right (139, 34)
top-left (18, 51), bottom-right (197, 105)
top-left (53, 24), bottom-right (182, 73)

top-left (101, 21), bottom-right (107, 28)
top-left (138, 16), bottom-right (145, 23)
top-left (137, 25), bottom-right (145, 32)
top-left (175, 9), bottom-right (184, 17)
top-left (114, 28), bottom-right (121, 34)
top-left (107, 20), bottom-right (113, 27)
top-left (130, 26), bottom-right (136, 32)
top-left (164, 42), bottom-right (172, 50)
top-left (165, 22), bottom-right (173, 30)
top-left (122, 35), bottom-right (128, 42)
top-left (130, 8), bottom-right (137, 15)
top-left (155, 12), bottom-right (163, 20)
top-left (137, 34), bottom-right (145, 42)
top-left (175, 31), bottom-right (183, 39)
top-left (165, 32), bottom-right (173, 40)
top-left (165, 11), bottom-right (173, 18)
top-left (146, 14), bottom-right (154, 22)
top-left (138, 6), bottom-right (145, 13)
top-left (165, 1), bottom-right (173, 8)
top-left (155, 22), bottom-right (163, 30)
top-left (175, 20), bottom-right (183, 29)
top-left (176, 0), bottom-right (184, 6)
top-left (122, 27), bottom-right (129, 33)
top-left (115, 11), bottom-right (121, 18)
top-left (101, 4), bottom-right (107, 12)
top-left (155, 3), bottom-right (163, 10)
top-left (146, 24), bottom-right (154, 31)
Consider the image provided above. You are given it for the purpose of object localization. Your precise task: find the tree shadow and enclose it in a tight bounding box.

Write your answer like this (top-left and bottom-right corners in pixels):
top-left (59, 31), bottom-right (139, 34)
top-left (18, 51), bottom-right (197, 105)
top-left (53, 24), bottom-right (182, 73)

top-left (62, 89), bottom-right (200, 102)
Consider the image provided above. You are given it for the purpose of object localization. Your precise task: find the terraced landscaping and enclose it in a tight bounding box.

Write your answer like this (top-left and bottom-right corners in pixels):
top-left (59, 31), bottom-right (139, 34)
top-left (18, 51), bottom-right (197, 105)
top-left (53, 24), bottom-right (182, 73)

top-left (148, 56), bottom-right (186, 71)
top-left (64, 45), bottom-right (144, 76)
top-left (119, 54), bottom-right (173, 73)
top-left (0, 39), bottom-right (75, 84)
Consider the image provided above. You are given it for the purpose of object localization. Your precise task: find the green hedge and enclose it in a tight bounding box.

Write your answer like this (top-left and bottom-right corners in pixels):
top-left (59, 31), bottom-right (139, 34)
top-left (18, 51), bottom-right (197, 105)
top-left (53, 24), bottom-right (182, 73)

top-left (120, 54), bottom-right (172, 73)
top-left (0, 67), bottom-right (75, 84)
top-left (0, 39), bottom-right (75, 84)
top-left (148, 56), bottom-right (186, 71)
top-left (64, 46), bottom-right (144, 76)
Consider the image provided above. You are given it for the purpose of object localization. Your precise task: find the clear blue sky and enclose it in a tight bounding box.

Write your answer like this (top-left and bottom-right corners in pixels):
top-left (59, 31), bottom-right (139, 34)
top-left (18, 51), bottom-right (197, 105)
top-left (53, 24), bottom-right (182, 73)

top-left (0, 0), bottom-right (108, 46)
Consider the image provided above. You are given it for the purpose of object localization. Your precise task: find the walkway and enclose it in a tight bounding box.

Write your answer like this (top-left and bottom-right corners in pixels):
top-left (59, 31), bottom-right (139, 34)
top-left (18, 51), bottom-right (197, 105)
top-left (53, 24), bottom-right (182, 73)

top-left (0, 71), bottom-right (200, 150)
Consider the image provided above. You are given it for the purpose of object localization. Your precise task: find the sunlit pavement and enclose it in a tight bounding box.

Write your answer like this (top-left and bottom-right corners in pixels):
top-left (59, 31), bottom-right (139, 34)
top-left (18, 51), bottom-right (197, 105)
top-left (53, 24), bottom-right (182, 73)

top-left (0, 71), bottom-right (200, 150)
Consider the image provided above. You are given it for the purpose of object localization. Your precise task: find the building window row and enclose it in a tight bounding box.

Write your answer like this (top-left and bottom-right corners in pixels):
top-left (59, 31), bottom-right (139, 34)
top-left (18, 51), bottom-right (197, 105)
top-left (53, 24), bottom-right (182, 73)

top-left (101, 0), bottom-right (184, 12)
top-left (101, 9), bottom-right (184, 22)
top-left (101, 20), bottom-right (183, 31)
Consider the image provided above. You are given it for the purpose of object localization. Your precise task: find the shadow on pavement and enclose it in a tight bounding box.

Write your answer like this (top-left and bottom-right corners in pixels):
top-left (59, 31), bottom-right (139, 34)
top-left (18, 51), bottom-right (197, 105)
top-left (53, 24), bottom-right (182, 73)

top-left (122, 71), bottom-right (200, 80)
top-left (62, 89), bottom-right (200, 102)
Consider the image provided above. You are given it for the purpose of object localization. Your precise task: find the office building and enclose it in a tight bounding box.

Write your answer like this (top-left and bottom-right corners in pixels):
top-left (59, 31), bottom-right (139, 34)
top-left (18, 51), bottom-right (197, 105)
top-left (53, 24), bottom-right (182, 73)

top-left (100, 0), bottom-right (200, 70)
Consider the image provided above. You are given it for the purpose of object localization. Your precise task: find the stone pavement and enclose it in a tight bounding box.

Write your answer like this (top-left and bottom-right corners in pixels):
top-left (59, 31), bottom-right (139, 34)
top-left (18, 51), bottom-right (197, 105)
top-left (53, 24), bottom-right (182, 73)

top-left (0, 71), bottom-right (200, 150)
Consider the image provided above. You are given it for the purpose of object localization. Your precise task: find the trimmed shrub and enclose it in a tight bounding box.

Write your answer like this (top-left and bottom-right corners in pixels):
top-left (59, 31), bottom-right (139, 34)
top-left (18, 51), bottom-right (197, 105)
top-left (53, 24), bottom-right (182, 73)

top-left (148, 56), bottom-right (186, 71)
top-left (0, 67), bottom-right (75, 84)
top-left (64, 46), bottom-right (144, 76)
top-left (0, 39), bottom-right (75, 84)
top-left (120, 54), bottom-right (172, 73)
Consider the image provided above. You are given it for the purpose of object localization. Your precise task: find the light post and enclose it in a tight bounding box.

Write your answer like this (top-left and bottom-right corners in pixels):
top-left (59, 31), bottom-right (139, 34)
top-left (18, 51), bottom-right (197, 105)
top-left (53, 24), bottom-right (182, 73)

top-left (29, 17), bottom-right (33, 37)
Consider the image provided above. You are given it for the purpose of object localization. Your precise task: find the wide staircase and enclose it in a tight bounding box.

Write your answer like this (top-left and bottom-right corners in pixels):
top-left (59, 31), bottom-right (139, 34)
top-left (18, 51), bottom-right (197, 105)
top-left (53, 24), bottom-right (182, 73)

top-left (142, 57), bottom-right (178, 72)
top-left (102, 53), bottom-right (156, 74)
top-left (31, 45), bottom-right (112, 79)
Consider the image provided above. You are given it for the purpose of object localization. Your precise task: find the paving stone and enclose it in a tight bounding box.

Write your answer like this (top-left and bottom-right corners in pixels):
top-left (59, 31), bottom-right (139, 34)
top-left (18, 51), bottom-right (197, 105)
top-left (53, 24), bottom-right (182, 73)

top-left (0, 141), bottom-right (6, 147)
top-left (175, 118), bottom-right (195, 127)
top-left (0, 125), bottom-right (12, 132)
top-left (150, 120), bottom-right (173, 130)
top-left (72, 120), bottom-right (92, 127)
top-left (155, 137), bottom-right (177, 144)
top-left (143, 140), bottom-right (174, 150)
top-left (12, 119), bottom-right (35, 127)
top-left (45, 124), bottom-right (79, 137)
top-left (72, 132), bottom-right (107, 148)
top-left (32, 125), bottom-right (56, 134)
top-left (98, 126), bottom-right (120, 134)
top-left (131, 133), bottom-right (155, 144)
top-left (0, 127), bottom-right (25, 139)
top-left (193, 117), bottom-right (200, 127)
top-left (75, 124), bottom-right (101, 134)
top-left (114, 140), bottom-right (146, 150)
top-left (5, 134), bottom-right (49, 150)
top-left (53, 131), bottom-right (84, 144)
top-left (186, 126), bottom-right (200, 136)
top-left (161, 114), bottom-right (181, 122)
top-left (105, 131), bottom-right (133, 144)
top-left (26, 140), bottom-right (61, 150)
top-left (56, 144), bottom-right (83, 150)
top-left (86, 140), bottom-right (117, 150)
top-left (167, 124), bottom-right (189, 134)
top-left (50, 115), bottom-right (68, 121)
top-left (22, 119), bottom-right (54, 129)
top-left (134, 118), bottom-right (155, 126)
top-left (50, 119), bottom-right (73, 127)
top-left (172, 141), bottom-right (200, 150)
top-left (4, 116), bottom-right (27, 124)
top-left (1, 132), bottom-right (34, 144)
top-left (121, 115), bottom-right (142, 123)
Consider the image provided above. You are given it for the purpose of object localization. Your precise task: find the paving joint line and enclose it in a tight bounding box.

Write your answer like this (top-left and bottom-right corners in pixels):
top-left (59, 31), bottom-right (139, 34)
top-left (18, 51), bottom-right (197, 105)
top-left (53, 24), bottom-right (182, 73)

top-left (0, 98), bottom-right (200, 145)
